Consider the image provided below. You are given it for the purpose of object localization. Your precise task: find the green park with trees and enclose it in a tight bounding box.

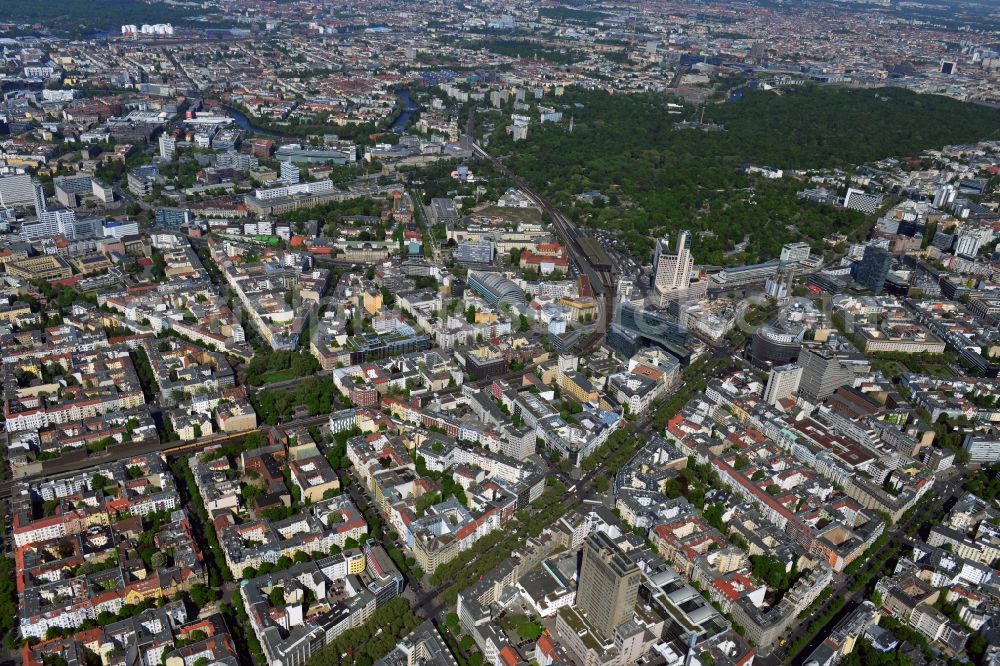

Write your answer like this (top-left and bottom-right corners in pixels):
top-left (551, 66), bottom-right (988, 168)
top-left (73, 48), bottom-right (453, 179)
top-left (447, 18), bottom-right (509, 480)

top-left (251, 375), bottom-right (340, 424)
top-left (488, 86), bottom-right (1000, 265)
top-left (303, 597), bottom-right (421, 666)
top-left (0, 0), bottom-right (219, 37)
top-left (245, 349), bottom-right (321, 386)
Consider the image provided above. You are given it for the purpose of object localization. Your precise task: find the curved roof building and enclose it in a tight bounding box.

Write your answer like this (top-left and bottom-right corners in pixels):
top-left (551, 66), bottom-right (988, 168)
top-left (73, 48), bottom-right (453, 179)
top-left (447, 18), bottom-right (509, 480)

top-left (467, 270), bottom-right (526, 308)
top-left (748, 324), bottom-right (803, 369)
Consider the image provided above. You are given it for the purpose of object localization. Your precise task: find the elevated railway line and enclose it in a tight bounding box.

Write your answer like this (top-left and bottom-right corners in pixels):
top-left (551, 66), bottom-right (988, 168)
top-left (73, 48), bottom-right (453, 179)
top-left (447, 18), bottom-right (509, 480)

top-left (470, 143), bottom-right (617, 330)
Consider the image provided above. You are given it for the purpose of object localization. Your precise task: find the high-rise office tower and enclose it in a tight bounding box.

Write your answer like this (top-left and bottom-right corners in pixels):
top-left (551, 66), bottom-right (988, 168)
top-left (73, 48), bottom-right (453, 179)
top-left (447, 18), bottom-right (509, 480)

top-left (797, 343), bottom-right (871, 405)
top-left (652, 230), bottom-right (693, 294)
top-left (32, 181), bottom-right (47, 215)
top-left (280, 161), bottom-right (300, 185)
top-left (158, 133), bottom-right (176, 161)
top-left (576, 532), bottom-right (640, 640)
top-left (856, 245), bottom-right (892, 294)
top-left (764, 363), bottom-right (803, 405)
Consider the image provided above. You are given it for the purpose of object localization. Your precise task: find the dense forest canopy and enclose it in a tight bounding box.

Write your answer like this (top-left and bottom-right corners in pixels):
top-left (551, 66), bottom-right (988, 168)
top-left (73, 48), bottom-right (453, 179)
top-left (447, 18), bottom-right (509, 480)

top-left (488, 86), bottom-right (1000, 264)
top-left (703, 86), bottom-right (1000, 169)
top-left (0, 0), bottom-right (218, 36)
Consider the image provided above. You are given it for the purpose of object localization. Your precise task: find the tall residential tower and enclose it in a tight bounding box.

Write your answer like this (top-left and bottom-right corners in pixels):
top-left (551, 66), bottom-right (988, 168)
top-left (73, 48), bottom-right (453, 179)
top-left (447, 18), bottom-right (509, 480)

top-left (652, 230), bottom-right (693, 295)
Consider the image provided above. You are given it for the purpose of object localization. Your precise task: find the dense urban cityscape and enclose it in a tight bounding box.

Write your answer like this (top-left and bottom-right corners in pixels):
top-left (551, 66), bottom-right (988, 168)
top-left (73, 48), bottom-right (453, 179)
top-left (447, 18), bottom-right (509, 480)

top-left (2, 1), bottom-right (1000, 666)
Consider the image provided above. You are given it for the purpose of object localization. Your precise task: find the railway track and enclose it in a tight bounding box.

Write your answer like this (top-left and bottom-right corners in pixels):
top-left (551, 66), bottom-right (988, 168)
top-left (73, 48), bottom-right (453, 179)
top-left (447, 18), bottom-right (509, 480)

top-left (471, 143), bottom-right (617, 329)
top-left (0, 414), bottom-right (332, 500)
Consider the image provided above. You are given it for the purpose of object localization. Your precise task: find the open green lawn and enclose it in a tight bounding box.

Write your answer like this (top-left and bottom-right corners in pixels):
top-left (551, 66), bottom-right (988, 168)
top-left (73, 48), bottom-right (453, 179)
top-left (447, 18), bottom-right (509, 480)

top-left (873, 357), bottom-right (954, 379)
top-left (258, 368), bottom-right (298, 384)
top-left (872, 359), bottom-right (908, 379)
top-left (922, 362), bottom-right (955, 378)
